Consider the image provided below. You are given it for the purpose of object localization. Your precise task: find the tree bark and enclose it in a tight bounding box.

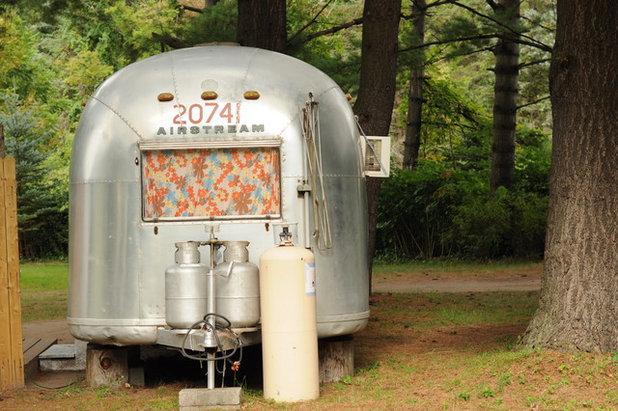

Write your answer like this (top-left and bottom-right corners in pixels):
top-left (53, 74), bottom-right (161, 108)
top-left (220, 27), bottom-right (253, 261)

top-left (489, 0), bottom-right (520, 193)
top-left (353, 0), bottom-right (401, 292)
top-left (522, 0), bottom-right (618, 353)
top-left (402, 0), bottom-right (427, 170)
top-left (236, 0), bottom-right (286, 53)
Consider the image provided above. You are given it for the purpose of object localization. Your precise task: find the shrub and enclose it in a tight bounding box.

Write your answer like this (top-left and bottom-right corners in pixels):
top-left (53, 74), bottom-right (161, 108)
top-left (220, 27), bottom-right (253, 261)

top-left (376, 157), bottom-right (548, 261)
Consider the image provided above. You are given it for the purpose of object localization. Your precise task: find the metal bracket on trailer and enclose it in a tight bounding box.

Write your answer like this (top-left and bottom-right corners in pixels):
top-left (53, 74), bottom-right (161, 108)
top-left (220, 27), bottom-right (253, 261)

top-left (155, 327), bottom-right (261, 352)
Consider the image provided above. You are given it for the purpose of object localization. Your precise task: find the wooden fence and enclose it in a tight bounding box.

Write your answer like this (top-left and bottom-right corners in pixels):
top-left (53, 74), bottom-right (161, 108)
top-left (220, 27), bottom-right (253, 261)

top-left (0, 155), bottom-right (23, 389)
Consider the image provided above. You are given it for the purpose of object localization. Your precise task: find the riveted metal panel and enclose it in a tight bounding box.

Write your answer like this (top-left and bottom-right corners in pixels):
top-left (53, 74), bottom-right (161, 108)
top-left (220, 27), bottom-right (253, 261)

top-left (68, 46), bottom-right (368, 345)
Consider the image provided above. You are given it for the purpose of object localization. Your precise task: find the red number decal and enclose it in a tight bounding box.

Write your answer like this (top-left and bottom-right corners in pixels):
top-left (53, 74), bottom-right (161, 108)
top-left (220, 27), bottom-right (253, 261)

top-left (219, 103), bottom-right (233, 123)
top-left (173, 104), bottom-right (187, 124)
top-left (188, 104), bottom-right (203, 124)
top-left (204, 103), bottom-right (219, 123)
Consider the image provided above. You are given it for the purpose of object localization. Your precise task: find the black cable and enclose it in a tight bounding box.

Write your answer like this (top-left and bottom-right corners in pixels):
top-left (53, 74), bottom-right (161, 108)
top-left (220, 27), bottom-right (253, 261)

top-left (24, 368), bottom-right (76, 390)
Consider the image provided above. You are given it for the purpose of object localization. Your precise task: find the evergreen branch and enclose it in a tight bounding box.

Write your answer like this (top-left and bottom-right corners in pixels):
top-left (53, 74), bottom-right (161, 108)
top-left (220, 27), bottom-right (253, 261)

top-left (287, 16), bottom-right (363, 48)
top-left (447, 0), bottom-right (553, 52)
top-left (152, 32), bottom-right (191, 49)
top-left (520, 15), bottom-right (555, 32)
top-left (401, 0), bottom-right (450, 19)
top-left (427, 0), bottom-right (450, 7)
top-left (176, 1), bottom-right (203, 13)
top-left (287, 0), bottom-right (335, 45)
top-left (423, 120), bottom-right (477, 129)
top-left (426, 45), bottom-right (494, 65)
top-left (399, 33), bottom-right (497, 53)
top-left (514, 38), bottom-right (552, 52)
top-left (517, 95), bottom-right (550, 110)
top-left (519, 58), bottom-right (551, 69)
top-left (400, 28), bottom-right (551, 54)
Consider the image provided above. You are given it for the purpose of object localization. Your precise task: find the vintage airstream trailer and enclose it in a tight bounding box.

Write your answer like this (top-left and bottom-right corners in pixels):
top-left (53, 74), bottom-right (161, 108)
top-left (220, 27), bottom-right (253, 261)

top-left (68, 46), bottom-right (369, 360)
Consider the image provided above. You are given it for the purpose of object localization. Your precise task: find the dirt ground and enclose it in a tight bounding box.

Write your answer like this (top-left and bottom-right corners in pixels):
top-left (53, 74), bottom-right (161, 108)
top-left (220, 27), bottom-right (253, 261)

top-left (21, 268), bottom-right (541, 345)
top-left (4, 277), bottom-right (612, 409)
top-left (3, 267), bottom-right (548, 408)
top-left (371, 267), bottom-right (541, 293)
top-left (5, 270), bottom-right (611, 409)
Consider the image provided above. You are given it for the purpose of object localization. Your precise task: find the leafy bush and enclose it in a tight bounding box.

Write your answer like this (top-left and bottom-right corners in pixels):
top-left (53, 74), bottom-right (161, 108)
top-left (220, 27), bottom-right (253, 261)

top-left (376, 157), bottom-right (548, 261)
top-left (446, 188), bottom-right (547, 259)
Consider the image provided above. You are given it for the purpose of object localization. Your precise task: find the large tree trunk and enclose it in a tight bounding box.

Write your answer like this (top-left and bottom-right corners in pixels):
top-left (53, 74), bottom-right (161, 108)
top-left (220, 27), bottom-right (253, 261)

top-left (402, 0), bottom-right (427, 170)
top-left (353, 0), bottom-right (401, 293)
top-left (522, 0), bottom-right (618, 353)
top-left (236, 0), bottom-right (286, 53)
top-left (489, 0), bottom-right (520, 193)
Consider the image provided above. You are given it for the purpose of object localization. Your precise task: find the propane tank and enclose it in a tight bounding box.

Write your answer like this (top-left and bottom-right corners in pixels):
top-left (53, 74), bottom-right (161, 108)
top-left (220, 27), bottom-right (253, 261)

top-left (213, 241), bottom-right (260, 328)
top-left (165, 241), bottom-right (208, 329)
top-left (259, 231), bottom-right (319, 402)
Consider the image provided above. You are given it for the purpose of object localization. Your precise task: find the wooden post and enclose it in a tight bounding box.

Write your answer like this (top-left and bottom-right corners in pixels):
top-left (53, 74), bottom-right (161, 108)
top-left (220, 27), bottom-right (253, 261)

top-left (318, 336), bottom-right (354, 383)
top-left (86, 344), bottom-right (129, 388)
top-left (0, 122), bottom-right (24, 389)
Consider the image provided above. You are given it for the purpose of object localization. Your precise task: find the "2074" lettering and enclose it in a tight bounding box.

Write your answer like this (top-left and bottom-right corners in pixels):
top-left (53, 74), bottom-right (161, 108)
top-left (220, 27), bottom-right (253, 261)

top-left (172, 102), bottom-right (240, 125)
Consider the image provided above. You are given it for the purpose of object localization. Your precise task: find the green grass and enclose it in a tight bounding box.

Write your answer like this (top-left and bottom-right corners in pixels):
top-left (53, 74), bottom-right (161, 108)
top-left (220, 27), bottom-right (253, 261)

top-left (20, 262), bottom-right (68, 291)
top-left (372, 291), bottom-right (539, 330)
top-left (8, 259), bottom-right (618, 410)
top-left (433, 291), bottom-right (540, 326)
top-left (20, 261), bottom-right (68, 321)
top-left (18, 260), bottom-right (539, 322)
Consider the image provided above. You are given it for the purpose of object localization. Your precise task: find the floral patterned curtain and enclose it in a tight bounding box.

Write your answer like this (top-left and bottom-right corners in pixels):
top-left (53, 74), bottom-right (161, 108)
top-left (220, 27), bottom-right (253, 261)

top-left (142, 147), bottom-right (280, 220)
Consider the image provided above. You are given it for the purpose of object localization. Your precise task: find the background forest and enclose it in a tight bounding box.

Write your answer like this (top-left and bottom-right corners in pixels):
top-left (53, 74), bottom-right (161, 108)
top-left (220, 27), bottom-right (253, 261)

top-left (0, 0), bottom-right (555, 260)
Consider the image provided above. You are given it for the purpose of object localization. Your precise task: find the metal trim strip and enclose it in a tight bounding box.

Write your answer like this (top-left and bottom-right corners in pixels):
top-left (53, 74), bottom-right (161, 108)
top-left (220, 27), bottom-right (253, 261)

top-left (139, 138), bottom-right (282, 150)
top-left (317, 310), bottom-right (370, 323)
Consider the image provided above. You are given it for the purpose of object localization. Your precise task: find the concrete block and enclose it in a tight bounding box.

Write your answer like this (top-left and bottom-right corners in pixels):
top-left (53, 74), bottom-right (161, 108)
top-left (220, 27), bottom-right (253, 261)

top-left (40, 343), bottom-right (75, 360)
top-left (39, 340), bottom-right (88, 372)
top-left (179, 387), bottom-right (242, 410)
top-left (74, 339), bottom-right (87, 369)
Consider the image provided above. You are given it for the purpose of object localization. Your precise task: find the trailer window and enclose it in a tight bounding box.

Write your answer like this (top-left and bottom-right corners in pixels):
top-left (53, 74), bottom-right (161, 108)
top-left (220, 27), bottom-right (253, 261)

top-left (141, 147), bottom-right (281, 221)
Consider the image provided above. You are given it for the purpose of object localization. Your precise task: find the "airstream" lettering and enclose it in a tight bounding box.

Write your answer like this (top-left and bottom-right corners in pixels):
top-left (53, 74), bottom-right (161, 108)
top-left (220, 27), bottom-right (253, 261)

top-left (156, 124), bottom-right (265, 136)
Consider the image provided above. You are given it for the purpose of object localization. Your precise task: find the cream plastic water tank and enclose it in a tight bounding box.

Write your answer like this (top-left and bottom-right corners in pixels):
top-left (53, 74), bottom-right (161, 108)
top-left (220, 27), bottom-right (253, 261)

top-left (259, 242), bottom-right (319, 402)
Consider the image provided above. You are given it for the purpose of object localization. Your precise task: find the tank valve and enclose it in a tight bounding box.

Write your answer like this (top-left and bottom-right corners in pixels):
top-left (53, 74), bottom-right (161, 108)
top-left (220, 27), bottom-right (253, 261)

top-left (279, 227), bottom-right (293, 245)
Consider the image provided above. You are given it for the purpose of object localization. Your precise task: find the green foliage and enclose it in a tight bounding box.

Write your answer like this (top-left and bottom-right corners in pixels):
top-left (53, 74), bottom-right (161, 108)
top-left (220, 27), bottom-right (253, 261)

top-left (514, 126), bottom-right (552, 195)
top-left (0, 0), bottom-right (555, 262)
top-left (0, 1), bottom-right (179, 259)
top-left (105, 0), bottom-right (179, 57)
top-left (383, 57), bottom-right (551, 261)
top-left (180, 0), bottom-right (237, 45)
top-left (376, 153), bottom-right (549, 260)
top-left (0, 11), bottom-right (55, 101)
top-left (287, 0), bottom-right (362, 93)
top-left (0, 95), bottom-right (68, 259)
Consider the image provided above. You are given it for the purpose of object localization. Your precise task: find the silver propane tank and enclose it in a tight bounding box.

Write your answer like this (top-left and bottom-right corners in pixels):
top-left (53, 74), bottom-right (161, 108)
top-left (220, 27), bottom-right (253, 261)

top-left (165, 241), bottom-right (208, 329)
top-left (213, 241), bottom-right (260, 328)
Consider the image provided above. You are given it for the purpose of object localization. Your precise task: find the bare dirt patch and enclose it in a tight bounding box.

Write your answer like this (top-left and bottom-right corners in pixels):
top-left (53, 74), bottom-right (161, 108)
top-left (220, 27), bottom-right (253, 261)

top-left (7, 263), bottom-right (616, 410)
top-left (22, 318), bottom-right (73, 344)
top-left (372, 264), bottom-right (541, 293)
